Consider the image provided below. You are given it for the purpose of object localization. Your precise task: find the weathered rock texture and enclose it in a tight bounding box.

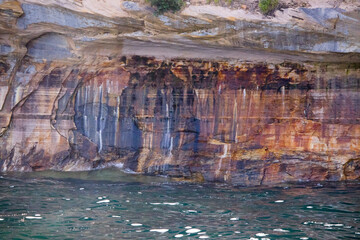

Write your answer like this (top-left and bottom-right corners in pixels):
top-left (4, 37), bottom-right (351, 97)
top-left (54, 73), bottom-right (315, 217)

top-left (0, 0), bottom-right (359, 185)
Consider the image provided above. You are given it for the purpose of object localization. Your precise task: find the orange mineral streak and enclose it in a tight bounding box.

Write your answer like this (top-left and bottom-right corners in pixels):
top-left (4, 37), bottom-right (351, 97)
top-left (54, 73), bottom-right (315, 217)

top-left (0, 57), bottom-right (359, 185)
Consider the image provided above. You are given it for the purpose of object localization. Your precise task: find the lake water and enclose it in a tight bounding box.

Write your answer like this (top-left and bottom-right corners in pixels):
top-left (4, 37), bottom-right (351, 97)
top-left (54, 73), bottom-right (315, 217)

top-left (0, 168), bottom-right (359, 239)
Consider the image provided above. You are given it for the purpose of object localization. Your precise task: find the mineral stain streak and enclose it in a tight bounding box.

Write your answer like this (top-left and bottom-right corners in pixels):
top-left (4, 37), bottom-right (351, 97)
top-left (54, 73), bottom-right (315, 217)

top-left (1, 56), bottom-right (359, 185)
top-left (0, 0), bottom-right (359, 186)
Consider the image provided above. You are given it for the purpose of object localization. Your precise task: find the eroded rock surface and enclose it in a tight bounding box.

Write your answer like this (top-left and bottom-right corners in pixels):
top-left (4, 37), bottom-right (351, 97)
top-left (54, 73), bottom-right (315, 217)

top-left (0, 0), bottom-right (359, 185)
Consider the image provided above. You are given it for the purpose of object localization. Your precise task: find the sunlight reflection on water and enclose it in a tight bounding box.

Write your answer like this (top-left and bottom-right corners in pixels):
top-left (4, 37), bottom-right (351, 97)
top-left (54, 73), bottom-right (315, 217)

top-left (0, 168), bottom-right (359, 239)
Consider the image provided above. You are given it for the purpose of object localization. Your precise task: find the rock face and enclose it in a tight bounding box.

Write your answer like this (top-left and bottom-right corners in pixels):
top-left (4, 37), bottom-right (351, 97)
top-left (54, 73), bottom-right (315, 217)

top-left (0, 0), bottom-right (359, 185)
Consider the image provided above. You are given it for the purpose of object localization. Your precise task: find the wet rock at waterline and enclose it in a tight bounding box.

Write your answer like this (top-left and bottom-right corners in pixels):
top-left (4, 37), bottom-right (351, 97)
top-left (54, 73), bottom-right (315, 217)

top-left (0, 0), bottom-right (359, 185)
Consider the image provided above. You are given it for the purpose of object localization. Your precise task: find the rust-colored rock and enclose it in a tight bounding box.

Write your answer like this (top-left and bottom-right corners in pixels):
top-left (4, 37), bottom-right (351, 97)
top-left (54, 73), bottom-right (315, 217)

top-left (0, 1), bottom-right (23, 17)
top-left (1, 55), bottom-right (359, 186)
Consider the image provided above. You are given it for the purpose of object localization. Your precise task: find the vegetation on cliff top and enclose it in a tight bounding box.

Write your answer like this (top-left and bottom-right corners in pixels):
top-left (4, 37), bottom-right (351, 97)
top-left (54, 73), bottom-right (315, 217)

top-left (149, 0), bottom-right (184, 14)
top-left (148, 0), bottom-right (279, 15)
top-left (258, 0), bottom-right (279, 14)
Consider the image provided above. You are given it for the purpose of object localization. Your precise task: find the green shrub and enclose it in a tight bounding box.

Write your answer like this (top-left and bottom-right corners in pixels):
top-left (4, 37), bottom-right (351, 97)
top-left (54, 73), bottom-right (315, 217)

top-left (258, 0), bottom-right (278, 15)
top-left (206, 0), bottom-right (232, 5)
top-left (149, 0), bottom-right (184, 14)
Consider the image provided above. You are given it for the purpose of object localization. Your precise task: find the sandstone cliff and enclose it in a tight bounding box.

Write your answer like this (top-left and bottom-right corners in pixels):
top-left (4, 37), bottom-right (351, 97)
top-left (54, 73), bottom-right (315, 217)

top-left (0, 0), bottom-right (359, 185)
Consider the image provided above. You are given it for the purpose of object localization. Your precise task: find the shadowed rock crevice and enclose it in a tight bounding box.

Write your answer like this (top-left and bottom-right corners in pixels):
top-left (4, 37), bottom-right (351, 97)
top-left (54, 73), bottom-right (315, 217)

top-left (343, 158), bottom-right (360, 180)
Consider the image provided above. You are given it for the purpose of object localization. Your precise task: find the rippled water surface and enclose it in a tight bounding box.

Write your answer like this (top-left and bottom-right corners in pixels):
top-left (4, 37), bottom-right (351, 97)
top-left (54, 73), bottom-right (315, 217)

top-left (0, 168), bottom-right (359, 239)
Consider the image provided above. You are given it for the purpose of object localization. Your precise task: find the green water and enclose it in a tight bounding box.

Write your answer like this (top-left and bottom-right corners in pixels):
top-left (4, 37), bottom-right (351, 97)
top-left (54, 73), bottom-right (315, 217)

top-left (0, 168), bottom-right (359, 239)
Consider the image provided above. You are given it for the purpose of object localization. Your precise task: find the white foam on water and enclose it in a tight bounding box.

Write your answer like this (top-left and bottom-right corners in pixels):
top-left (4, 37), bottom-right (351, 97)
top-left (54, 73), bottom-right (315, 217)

top-left (303, 221), bottom-right (343, 227)
top-left (261, 238), bottom-right (270, 240)
top-left (300, 238), bottom-right (309, 240)
top-left (0, 218), bottom-right (4, 221)
top-left (186, 228), bottom-right (201, 234)
top-left (306, 206), bottom-right (313, 209)
top-left (138, 192), bottom-right (142, 194)
top-left (184, 210), bottom-right (197, 213)
top-left (84, 217), bottom-right (89, 220)
top-left (126, 200), bottom-right (130, 203)
top-left (256, 233), bottom-right (268, 237)
top-left (275, 200), bottom-right (284, 203)
top-left (355, 232), bottom-right (360, 235)
top-left (34, 214), bottom-right (41, 217)
top-left (230, 217), bottom-right (238, 221)
top-left (163, 202), bottom-right (179, 206)
top-left (25, 216), bottom-right (42, 220)
top-left (9, 186), bottom-right (14, 188)
top-left (136, 230), bottom-right (142, 232)
top-left (324, 223), bottom-right (344, 227)
top-left (185, 226), bottom-right (192, 229)
top-left (235, 231), bottom-right (241, 233)
top-left (175, 234), bottom-right (184, 238)
top-left (86, 208), bottom-right (91, 211)
top-left (96, 199), bottom-right (110, 203)
top-left (79, 188), bottom-right (84, 190)
top-left (273, 228), bottom-right (289, 232)
top-left (198, 232), bottom-right (206, 235)
top-left (98, 197), bottom-right (103, 200)
top-left (199, 236), bottom-right (209, 239)
top-left (126, 220), bottom-right (129, 222)
top-left (150, 202), bottom-right (180, 206)
top-left (131, 223), bottom-right (143, 226)
top-left (112, 215), bottom-right (121, 218)
top-left (249, 238), bottom-right (259, 240)
top-left (150, 229), bottom-right (169, 233)
top-left (65, 198), bottom-right (70, 201)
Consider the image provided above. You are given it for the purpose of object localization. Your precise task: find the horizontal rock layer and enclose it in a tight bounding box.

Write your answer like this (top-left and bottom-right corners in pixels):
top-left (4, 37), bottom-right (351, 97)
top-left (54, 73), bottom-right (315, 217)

top-left (0, 0), bottom-right (359, 185)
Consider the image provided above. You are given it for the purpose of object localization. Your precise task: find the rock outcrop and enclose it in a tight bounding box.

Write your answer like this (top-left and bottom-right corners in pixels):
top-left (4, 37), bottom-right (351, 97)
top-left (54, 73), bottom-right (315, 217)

top-left (0, 0), bottom-right (359, 185)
